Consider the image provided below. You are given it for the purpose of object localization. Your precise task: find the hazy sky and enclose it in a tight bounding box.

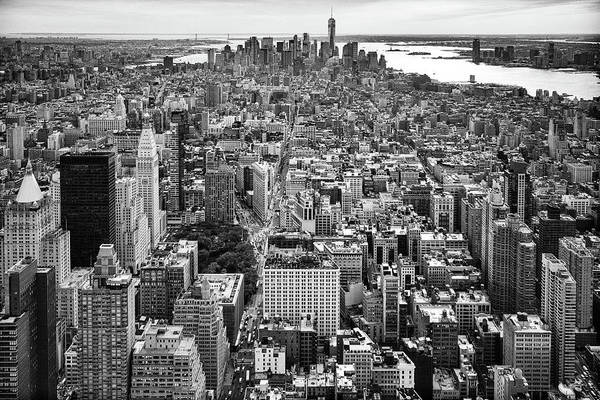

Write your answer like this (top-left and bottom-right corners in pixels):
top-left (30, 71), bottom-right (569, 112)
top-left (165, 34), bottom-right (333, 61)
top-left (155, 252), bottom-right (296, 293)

top-left (0, 0), bottom-right (599, 35)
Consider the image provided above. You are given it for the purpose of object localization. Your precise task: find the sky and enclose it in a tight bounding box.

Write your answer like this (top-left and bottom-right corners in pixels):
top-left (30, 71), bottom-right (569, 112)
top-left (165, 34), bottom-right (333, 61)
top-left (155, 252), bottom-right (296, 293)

top-left (0, 0), bottom-right (599, 35)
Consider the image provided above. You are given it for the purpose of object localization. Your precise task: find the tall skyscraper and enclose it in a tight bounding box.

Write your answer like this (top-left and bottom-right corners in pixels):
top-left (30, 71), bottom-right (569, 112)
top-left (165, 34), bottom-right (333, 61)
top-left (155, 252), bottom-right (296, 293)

top-left (7, 125), bottom-right (25, 162)
top-left (537, 204), bottom-right (576, 261)
top-left (166, 113), bottom-right (186, 212)
top-left (472, 38), bottom-right (481, 63)
top-left (205, 165), bottom-right (236, 224)
top-left (2, 161), bottom-right (55, 306)
top-left (540, 253), bottom-right (576, 385)
top-left (131, 322), bottom-right (206, 400)
top-left (0, 257), bottom-right (57, 400)
top-left (558, 237), bottom-right (593, 328)
top-left (252, 162), bottom-right (272, 224)
top-left (328, 11), bottom-right (336, 57)
top-left (115, 177), bottom-right (150, 274)
top-left (60, 152), bottom-right (116, 267)
top-left (503, 158), bottom-right (532, 223)
top-left (78, 244), bottom-right (135, 400)
top-left (173, 278), bottom-right (229, 398)
top-left (503, 313), bottom-right (551, 394)
top-left (263, 254), bottom-right (340, 338)
top-left (489, 213), bottom-right (536, 314)
top-left (136, 126), bottom-right (163, 247)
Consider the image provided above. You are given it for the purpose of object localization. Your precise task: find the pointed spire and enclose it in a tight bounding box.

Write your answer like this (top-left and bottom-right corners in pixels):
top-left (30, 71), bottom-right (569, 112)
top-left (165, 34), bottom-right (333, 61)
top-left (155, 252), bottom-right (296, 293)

top-left (16, 160), bottom-right (44, 204)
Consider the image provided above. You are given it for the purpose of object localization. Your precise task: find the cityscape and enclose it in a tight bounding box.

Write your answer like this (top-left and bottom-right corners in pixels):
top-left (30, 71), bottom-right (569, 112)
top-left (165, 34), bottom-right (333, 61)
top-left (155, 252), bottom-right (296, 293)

top-left (0, 2), bottom-right (600, 400)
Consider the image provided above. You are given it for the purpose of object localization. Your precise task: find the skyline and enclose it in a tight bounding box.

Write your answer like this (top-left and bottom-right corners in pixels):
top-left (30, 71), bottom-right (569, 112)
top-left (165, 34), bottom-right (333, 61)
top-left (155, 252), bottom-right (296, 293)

top-left (1, 0), bottom-right (599, 35)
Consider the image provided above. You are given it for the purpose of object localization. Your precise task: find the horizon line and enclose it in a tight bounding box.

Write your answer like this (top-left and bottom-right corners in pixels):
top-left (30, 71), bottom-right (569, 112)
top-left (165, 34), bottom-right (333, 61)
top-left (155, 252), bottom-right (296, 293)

top-left (3, 32), bottom-right (600, 37)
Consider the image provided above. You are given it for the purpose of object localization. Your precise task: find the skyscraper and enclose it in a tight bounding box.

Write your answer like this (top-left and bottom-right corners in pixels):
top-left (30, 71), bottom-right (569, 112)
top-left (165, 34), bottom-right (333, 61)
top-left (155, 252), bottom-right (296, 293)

top-left (2, 161), bottom-right (55, 306)
top-left (78, 244), bottom-right (135, 400)
top-left (540, 253), bottom-right (576, 385)
top-left (0, 257), bottom-right (57, 400)
top-left (558, 237), bottom-right (593, 328)
top-left (7, 125), bottom-right (25, 162)
top-left (328, 11), bottom-right (336, 57)
top-left (115, 177), bottom-right (150, 274)
top-left (503, 158), bottom-right (532, 223)
top-left (166, 113), bottom-right (186, 212)
top-left (136, 125), bottom-right (163, 247)
top-left (60, 152), bottom-right (116, 267)
top-left (489, 213), bottom-right (536, 314)
top-left (205, 165), bottom-right (236, 224)
top-left (472, 38), bottom-right (481, 63)
top-left (173, 278), bottom-right (229, 398)
top-left (252, 162), bottom-right (272, 223)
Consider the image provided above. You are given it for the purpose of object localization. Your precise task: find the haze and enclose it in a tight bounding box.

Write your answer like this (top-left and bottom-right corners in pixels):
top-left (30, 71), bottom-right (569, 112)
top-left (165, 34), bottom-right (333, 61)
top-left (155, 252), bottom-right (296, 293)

top-left (0, 0), bottom-right (599, 35)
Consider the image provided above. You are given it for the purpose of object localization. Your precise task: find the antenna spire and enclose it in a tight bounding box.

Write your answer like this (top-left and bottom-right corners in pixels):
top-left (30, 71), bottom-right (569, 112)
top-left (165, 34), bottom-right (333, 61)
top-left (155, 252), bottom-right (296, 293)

top-left (331, 6), bottom-right (333, 18)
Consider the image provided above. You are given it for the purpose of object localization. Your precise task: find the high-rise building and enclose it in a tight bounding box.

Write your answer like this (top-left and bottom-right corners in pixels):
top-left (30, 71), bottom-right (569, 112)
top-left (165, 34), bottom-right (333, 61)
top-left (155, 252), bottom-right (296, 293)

top-left (538, 204), bottom-right (577, 262)
top-left (114, 93), bottom-right (126, 117)
top-left (131, 322), bottom-right (206, 400)
top-left (252, 162), bottom-right (272, 223)
top-left (173, 278), bottom-right (229, 398)
top-left (140, 247), bottom-right (191, 322)
top-left (480, 182), bottom-right (508, 283)
top-left (7, 125), bottom-right (25, 162)
top-left (2, 161), bottom-right (55, 305)
top-left (492, 366), bottom-right (529, 400)
top-left (558, 237), bottom-right (593, 328)
top-left (430, 191), bottom-right (454, 232)
top-left (115, 177), bottom-right (150, 274)
top-left (60, 152), bottom-right (116, 268)
top-left (40, 227), bottom-right (71, 286)
top-left (0, 257), bottom-right (57, 400)
top-left (168, 110), bottom-right (188, 212)
top-left (136, 126), bottom-right (163, 247)
top-left (78, 244), bottom-right (135, 400)
top-left (205, 165), bottom-right (236, 224)
top-left (472, 39), bottom-right (481, 63)
top-left (489, 213), bottom-right (536, 314)
top-left (328, 12), bottom-right (336, 57)
top-left (263, 254), bottom-right (340, 338)
top-left (540, 253), bottom-right (576, 385)
top-left (415, 305), bottom-right (459, 368)
top-left (503, 158), bottom-right (532, 223)
top-left (503, 313), bottom-right (551, 394)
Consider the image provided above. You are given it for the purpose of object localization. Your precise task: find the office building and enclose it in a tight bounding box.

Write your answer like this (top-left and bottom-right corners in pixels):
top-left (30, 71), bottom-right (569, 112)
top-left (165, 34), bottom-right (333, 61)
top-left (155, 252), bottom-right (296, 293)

top-left (205, 165), bottom-right (236, 224)
top-left (489, 213), bottom-right (536, 314)
top-left (503, 158), bottom-right (532, 223)
top-left (57, 269), bottom-right (92, 330)
top-left (402, 338), bottom-right (433, 400)
top-left (131, 322), bottom-right (207, 400)
top-left (558, 237), bottom-right (593, 328)
top-left (7, 125), bottom-right (25, 162)
top-left (136, 126), bottom-right (163, 247)
top-left (252, 162), bottom-right (273, 223)
top-left (60, 152), bottom-right (116, 268)
top-left (503, 313), bottom-right (551, 394)
top-left (415, 306), bottom-right (458, 368)
top-left (472, 39), bottom-right (481, 63)
top-left (430, 192), bottom-right (454, 232)
top-left (469, 314), bottom-right (502, 371)
top-left (173, 278), bottom-right (229, 398)
top-left (78, 244), bottom-right (135, 400)
top-left (255, 338), bottom-right (286, 374)
top-left (115, 177), bottom-right (151, 274)
top-left (140, 248), bottom-right (191, 322)
top-left (263, 254), bottom-right (340, 338)
top-left (538, 204), bottom-right (577, 260)
top-left (168, 110), bottom-right (188, 212)
top-left (540, 253), bottom-right (576, 385)
top-left (371, 350), bottom-right (416, 398)
top-left (258, 314), bottom-right (317, 369)
top-left (196, 274), bottom-right (244, 345)
top-left (492, 366), bottom-right (529, 400)
top-left (0, 257), bottom-right (57, 400)
top-left (2, 161), bottom-right (55, 305)
top-left (39, 227), bottom-right (71, 286)
top-left (316, 241), bottom-right (363, 289)
top-left (480, 183), bottom-right (509, 282)
top-left (328, 12), bottom-right (336, 56)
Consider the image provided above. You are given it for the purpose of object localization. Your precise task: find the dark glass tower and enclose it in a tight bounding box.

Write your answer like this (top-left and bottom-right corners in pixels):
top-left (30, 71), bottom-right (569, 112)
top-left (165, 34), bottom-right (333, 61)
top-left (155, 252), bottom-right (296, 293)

top-left (60, 151), bottom-right (116, 267)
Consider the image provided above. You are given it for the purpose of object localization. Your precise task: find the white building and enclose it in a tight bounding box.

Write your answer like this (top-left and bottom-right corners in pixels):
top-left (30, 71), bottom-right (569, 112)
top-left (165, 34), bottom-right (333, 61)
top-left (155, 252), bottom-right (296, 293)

top-left (115, 177), bottom-right (150, 274)
top-left (252, 162), bottom-right (273, 223)
top-left (430, 192), bottom-right (455, 232)
top-left (343, 171), bottom-right (363, 201)
top-left (503, 313), bottom-right (551, 394)
top-left (342, 343), bottom-right (372, 390)
top-left (559, 237), bottom-right (594, 329)
top-left (137, 126), bottom-right (163, 247)
top-left (263, 254), bottom-right (340, 338)
top-left (7, 125), bottom-right (24, 161)
top-left (371, 350), bottom-right (415, 398)
top-left (562, 193), bottom-right (591, 216)
top-left (540, 253), bottom-right (576, 385)
top-left (57, 268), bottom-right (92, 329)
top-left (254, 341), bottom-right (286, 374)
top-left (88, 114), bottom-right (126, 136)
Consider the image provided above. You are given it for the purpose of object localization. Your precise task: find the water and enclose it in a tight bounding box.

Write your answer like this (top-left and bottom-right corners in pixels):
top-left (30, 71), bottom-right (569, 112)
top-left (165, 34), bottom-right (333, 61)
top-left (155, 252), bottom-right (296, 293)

top-left (123, 37), bottom-right (599, 100)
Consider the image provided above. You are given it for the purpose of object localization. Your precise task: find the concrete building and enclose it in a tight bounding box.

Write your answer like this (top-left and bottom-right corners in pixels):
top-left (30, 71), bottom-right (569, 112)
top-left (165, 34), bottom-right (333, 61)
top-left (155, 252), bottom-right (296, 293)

top-left (258, 314), bottom-right (317, 369)
top-left (131, 322), bottom-right (206, 400)
top-left (57, 268), bottom-right (92, 329)
top-left (263, 254), bottom-right (340, 338)
top-left (415, 306), bottom-right (458, 368)
top-left (115, 177), bottom-right (151, 274)
top-left (492, 366), bottom-right (529, 400)
top-left (430, 192), bottom-right (454, 232)
top-left (205, 165), bottom-right (236, 224)
top-left (136, 126), bottom-right (163, 247)
top-left (371, 350), bottom-right (415, 399)
top-left (540, 253), bottom-right (576, 385)
top-left (503, 313), bottom-right (551, 394)
top-left (140, 248), bottom-right (191, 322)
top-left (254, 339), bottom-right (286, 374)
top-left (489, 213), bottom-right (536, 314)
top-left (252, 162), bottom-right (273, 223)
top-left (196, 274), bottom-right (244, 345)
top-left (558, 237), bottom-right (593, 328)
top-left (173, 278), bottom-right (229, 398)
top-left (316, 241), bottom-right (363, 289)
top-left (342, 341), bottom-right (373, 390)
top-left (78, 244), bottom-right (135, 400)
